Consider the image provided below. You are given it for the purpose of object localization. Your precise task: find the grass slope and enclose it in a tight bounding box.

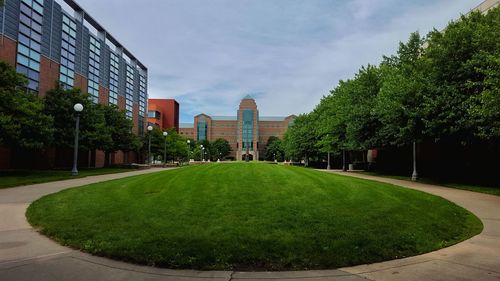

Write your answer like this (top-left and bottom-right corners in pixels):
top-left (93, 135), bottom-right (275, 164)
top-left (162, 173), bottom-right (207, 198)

top-left (27, 163), bottom-right (482, 270)
top-left (0, 168), bottom-right (133, 189)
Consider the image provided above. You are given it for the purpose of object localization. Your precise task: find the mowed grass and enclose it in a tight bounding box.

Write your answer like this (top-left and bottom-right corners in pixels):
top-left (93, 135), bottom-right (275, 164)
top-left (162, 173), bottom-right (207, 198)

top-left (0, 168), bottom-right (134, 189)
top-left (27, 163), bottom-right (482, 270)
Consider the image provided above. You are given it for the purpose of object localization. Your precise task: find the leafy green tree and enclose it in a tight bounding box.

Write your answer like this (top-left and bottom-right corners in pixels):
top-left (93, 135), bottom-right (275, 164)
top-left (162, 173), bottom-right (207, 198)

top-left (462, 8), bottom-right (500, 140)
top-left (375, 32), bottom-right (429, 147)
top-left (264, 136), bottom-right (284, 161)
top-left (422, 9), bottom-right (499, 143)
top-left (211, 138), bottom-right (231, 160)
top-left (143, 127), bottom-right (189, 163)
top-left (342, 65), bottom-right (382, 150)
top-left (198, 139), bottom-right (211, 160)
top-left (166, 129), bottom-right (189, 162)
top-left (44, 84), bottom-right (110, 151)
top-left (101, 105), bottom-right (139, 166)
top-left (282, 114), bottom-right (317, 165)
top-left (0, 60), bottom-right (53, 149)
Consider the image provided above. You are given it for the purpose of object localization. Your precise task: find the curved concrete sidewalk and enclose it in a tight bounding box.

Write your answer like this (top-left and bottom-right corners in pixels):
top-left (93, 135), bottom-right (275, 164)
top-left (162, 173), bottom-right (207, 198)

top-left (0, 169), bottom-right (499, 281)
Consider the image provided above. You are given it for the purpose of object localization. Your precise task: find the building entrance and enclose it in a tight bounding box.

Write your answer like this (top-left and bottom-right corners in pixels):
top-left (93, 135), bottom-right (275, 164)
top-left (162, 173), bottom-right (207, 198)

top-left (243, 153), bottom-right (253, 161)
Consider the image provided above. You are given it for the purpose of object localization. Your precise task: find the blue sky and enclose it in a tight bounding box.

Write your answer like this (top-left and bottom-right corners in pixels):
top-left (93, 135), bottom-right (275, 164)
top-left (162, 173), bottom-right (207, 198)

top-left (75, 0), bottom-right (479, 123)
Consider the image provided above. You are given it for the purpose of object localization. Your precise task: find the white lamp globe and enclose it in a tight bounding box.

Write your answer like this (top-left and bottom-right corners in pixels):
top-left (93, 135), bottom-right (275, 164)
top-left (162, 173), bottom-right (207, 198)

top-left (73, 103), bottom-right (83, 112)
top-left (147, 125), bottom-right (153, 131)
top-left (163, 132), bottom-right (168, 137)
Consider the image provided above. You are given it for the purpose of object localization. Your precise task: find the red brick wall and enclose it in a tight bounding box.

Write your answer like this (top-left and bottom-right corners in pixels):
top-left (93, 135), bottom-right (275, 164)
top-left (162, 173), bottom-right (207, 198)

top-left (118, 96), bottom-right (125, 111)
top-left (38, 56), bottom-right (60, 97)
top-left (0, 146), bottom-right (12, 169)
top-left (95, 150), bottom-right (105, 168)
top-left (147, 99), bottom-right (179, 132)
top-left (211, 120), bottom-right (238, 152)
top-left (112, 151), bottom-right (124, 164)
top-left (74, 73), bottom-right (88, 95)
top-left (132, 103), bottom-right (139, 135)
top-left (0, 36), bottom-right (17, 66)
top-left (98, 86), bottom-right (109, 106)
top-left (179, 127), bottom-right (195, 139)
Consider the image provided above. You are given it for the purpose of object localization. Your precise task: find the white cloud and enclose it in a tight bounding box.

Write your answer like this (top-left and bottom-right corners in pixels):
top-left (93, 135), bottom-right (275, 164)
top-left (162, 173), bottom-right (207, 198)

top-left (75, 0), bottom-right (478, 122)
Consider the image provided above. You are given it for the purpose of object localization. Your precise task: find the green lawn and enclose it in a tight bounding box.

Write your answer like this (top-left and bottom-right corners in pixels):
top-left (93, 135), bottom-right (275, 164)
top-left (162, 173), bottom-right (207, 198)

top-left (27, 163), bottom-right (482, 270)
top-left (359, 172), bottom-right (500, 196)
top-left (0, 168), bottom-right (134, 189)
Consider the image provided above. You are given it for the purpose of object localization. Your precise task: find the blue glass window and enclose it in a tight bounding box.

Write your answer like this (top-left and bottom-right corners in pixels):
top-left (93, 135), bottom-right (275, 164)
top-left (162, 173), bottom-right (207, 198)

top-left (197, 120), bottom-right (207, 141)
top-left (242, 109), bottom-right (253, 149)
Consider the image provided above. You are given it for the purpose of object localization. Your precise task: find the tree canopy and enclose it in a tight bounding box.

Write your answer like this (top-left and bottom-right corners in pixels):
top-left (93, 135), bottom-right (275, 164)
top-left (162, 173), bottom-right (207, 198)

top-left (0, 60), bottom-right (53, 149)
top-left (283, 7), bottom-right (500, 162)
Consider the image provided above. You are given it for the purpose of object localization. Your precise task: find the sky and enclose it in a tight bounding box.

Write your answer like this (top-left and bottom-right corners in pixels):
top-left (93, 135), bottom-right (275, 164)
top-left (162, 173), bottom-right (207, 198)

top-left (73, 0), bottom-right (480, 123)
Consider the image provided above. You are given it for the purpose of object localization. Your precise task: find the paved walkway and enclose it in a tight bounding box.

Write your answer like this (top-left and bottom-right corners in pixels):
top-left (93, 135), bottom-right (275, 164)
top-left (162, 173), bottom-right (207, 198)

top-left (0, 169), bottom-right (499, 281)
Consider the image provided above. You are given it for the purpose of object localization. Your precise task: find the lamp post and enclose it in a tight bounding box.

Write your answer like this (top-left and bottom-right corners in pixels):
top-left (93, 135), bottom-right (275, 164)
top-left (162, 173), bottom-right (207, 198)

top-left (327, 152), bottom-right (331, 170)
top-left (342, 149), bottom-right (347, 171)
top-left (163, 131), bottom-right (168, 167)
top-left (202, 147), bottom-right (205, 162)
top-left (411, 140), bottom-right (418, 181)
top-left (147, 125), bottom-right (153, 165)
top-left (71, 103), bottom-right (83, 176)
top-left (200, 144), bottom-right (204, 162)
top-left (187, 140), bottom-right (191, 162)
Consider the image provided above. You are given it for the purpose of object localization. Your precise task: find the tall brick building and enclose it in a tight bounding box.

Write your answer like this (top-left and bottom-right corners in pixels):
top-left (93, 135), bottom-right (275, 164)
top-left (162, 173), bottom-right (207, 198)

top-left (0, 0), bottom-right (148, 168)
top-left (179, 96), bottom-right (295, 160)
top-left (147, 99), bottom-right (179, 132)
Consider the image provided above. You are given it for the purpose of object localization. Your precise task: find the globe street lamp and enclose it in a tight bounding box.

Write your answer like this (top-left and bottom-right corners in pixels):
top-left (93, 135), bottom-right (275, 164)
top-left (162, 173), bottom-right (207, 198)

top-left (342, 149), bottom-right (347, 171)
top-left (71, 103), bottom-right (83, 176)
top-left (147, 125), bottom-right (153, 165)
top-left (200, 144), bottom-right (203, 162)
top-left (412, 140), bottom-right (418, 181)
top-left (187, 140), bottom-right (191, 163)
top-left (163, 131), bottom-right (168, 167)
top-left (202, 147), bottom-right (206, 162)
top-left (327, 151), bottom-right (331, 170)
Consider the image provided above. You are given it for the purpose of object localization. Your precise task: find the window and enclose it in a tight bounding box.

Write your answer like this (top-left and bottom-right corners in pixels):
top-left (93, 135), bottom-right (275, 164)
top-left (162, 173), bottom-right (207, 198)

top-left (197, 120), bottom-right (207, 141)
top-left (59, 14), bottom-right (77, 88)
top-left (242, 109), bottom-right (254, 149)
top-left (125, 65), bottom-right (134, 118)
top-left (87, 35), bottom-right (101, 103)
top-left (108, 52), bottom-right (120, 105)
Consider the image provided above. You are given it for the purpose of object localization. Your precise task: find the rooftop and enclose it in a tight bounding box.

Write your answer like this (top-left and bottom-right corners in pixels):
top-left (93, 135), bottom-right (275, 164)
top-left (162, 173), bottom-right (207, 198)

top-left (179, 123), bottom-right (194, 129)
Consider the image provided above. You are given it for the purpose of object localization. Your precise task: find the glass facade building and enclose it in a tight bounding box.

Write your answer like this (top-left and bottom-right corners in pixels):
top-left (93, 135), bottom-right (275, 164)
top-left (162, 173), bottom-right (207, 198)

top-left (0, 0), bottom-right (148, 135)
top-left (16, 0), bottom-right (44, 92)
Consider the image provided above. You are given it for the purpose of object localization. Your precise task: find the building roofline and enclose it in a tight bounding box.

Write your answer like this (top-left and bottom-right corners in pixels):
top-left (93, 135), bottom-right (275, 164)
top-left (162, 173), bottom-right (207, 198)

top-left (62, 0), bottom-right (147, 71)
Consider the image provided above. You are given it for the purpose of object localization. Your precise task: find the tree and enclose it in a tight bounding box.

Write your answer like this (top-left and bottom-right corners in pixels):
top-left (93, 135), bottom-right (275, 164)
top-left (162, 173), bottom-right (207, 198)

top-left (0, 60), bottom-right (53, 149)
top-left (44, 84), bottom-right (110, 151)
top-left (282, 114), bottom-right (317, 165)
top-left (102, 105), bottom-right (139, 166)
top-left (143, 127), bottom-right (189, 163)
top-left (422, 10), bottom-right (498, 144)
top-left (165, 129), bottom-right (189, 162)
top-left (211, 138), bottom-right (231, 160)
top-left (264, 136), bottom-right (284, 161)
top-left (375, 32), bottom-right (428, 147)
top-left (342, 65), bottom-right (382, 150)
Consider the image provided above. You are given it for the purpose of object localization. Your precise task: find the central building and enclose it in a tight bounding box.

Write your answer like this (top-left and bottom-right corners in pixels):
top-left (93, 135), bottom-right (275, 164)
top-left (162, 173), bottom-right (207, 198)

top-left (179, 96), bottom-right (295, 161)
